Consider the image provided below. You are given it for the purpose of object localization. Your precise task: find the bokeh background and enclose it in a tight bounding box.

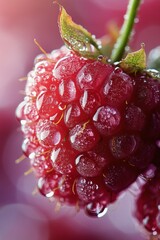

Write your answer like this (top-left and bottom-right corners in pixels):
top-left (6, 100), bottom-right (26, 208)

top-left (0, 0), bottom-right (160, 239)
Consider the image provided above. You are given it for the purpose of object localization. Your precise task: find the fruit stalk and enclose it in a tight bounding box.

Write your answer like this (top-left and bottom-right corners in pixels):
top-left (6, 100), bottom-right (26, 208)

top-left (111, 0), bottom-right (141, 62)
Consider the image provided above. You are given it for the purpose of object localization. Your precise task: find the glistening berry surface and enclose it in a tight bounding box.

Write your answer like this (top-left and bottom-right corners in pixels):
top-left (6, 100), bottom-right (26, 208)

top-left (135, 169), bottom-right (160, 235)
top-left (16, 46), bottom-right (160, 218)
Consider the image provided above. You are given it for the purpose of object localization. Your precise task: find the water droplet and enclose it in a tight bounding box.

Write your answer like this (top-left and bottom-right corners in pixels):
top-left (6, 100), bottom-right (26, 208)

top-left (51, 148), bottom-right (61, 163)
top-left (146, 69), bottom-right (160, 79)
top-left (38, 177), bottom-right (54, 198)
top-left (58, 102), bottom-right (66, 111)
top-left (142, 164), bottom-right (156, 180)
top-left (50, 84), bottom-right (56, 91)
top-left (134, 17), bottom-right (139, 23)
top-left (123, 14), bottom-right (128, 20)
top-left (85, 202), bottom-right (108, 218)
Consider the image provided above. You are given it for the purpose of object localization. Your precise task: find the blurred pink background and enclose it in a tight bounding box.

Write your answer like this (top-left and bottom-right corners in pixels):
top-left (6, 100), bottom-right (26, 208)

top-left (1, 0), bottom-right (160, 239)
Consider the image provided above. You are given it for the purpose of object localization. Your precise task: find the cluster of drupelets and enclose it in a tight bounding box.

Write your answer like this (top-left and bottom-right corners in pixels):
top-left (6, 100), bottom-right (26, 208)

top-left (16, 45), bottom-right (160, 234)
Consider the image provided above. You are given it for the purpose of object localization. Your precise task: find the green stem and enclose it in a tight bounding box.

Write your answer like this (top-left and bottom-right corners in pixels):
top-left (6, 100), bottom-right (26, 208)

top-left (110, 0), bottom-right (141, 62)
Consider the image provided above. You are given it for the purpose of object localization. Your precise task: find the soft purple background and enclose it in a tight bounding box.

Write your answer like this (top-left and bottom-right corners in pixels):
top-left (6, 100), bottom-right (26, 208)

top-left (1, 0), bottom-right (160, 239)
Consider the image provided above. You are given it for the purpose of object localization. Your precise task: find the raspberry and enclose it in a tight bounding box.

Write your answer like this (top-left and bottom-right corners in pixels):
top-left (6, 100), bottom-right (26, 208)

top-left (16, 46), bottom-right (160, 216)
top-left (135, 170), bottom-right (160, 236)
top-left (16, 4), bottom-right (160, 223)
top-left (51, 142), bottom-right (77, 175)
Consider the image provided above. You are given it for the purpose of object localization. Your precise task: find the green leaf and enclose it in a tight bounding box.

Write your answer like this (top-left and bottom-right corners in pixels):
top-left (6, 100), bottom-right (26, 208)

top-left (58, 5), bottom-right (101, 59)
top-left (120, 45), bottom-right (147, 74)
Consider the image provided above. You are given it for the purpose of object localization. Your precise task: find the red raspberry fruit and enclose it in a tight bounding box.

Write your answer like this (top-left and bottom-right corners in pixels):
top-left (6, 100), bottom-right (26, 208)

top-left (16, 46), bottom-right (160, 217)
top-left (135, 169), bottom-right (160, 237)
top-left (16, 5), bottom-right (160, 219)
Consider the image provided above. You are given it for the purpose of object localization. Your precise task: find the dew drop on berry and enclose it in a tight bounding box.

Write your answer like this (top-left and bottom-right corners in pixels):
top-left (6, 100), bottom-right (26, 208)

top-left (21, 120), bottom-right (36, 138)
top-left (38, 171), bottom-right (62, 197)
top-left (69, 122), bottom-right (99, 152)
top-left (64, 102), bottom-right (86, 128)
top-left (35, 60), bottom-right (53, 75)
top-left (59, 79), bottom-right (77, 103)
top-left (38, 176), bottom-right (54, 198)
top-left (52, 53), bottom-right (87, 80)
top-left (80, 90), bottom-right (101, 116)
top-left (103, 68), bottom-right (133, 107)
top-left (75, 152), bottom-right (107, 177)
top-left (57, 176), bottom-right (71, 197)
top-left (50, 46), bottom-right (69, 61)
top-left (25, 71), bottom-right (38, 97)
top-left (29, 145), bottom-right (53, 177)
top-left (85, 202), bottom-right (108, 218)
top-left (36, 119), bottom-right (64, 147)
top-left (49, 111), bottom-right (64, 126)
top-left (36, 90), bottom-right (59, 118)
top-left (24, 102), bottom-right (39, 121)
top-left (93, 106), bottom-right (121, 136)
top-left (58, 102), bottom-right (67, 111)
top-left (33, 64), bottom-right (54, 92)
top-left (51, 143), bottom-right (77, 175)
top-left (76, 177), bottom-right (105, 203)
top-left (15, 101), bottom-right (26, 121)
top-left (22, 138), bottom-right (38, 157)
top-left (54, 175), bottom-right (76, 204)
top-left (77, 61), bottom-right (114, 90)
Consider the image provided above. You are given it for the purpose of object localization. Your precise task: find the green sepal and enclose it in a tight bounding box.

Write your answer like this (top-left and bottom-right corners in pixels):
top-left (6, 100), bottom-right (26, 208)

top-left (58, 5), bottom-right (102, 59)
top-left (119, 45), bottom-right (147, 74)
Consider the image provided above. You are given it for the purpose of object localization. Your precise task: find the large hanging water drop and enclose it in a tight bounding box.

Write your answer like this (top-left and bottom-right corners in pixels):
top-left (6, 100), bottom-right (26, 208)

top-left (85, 202), bottom-right (108, 218)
